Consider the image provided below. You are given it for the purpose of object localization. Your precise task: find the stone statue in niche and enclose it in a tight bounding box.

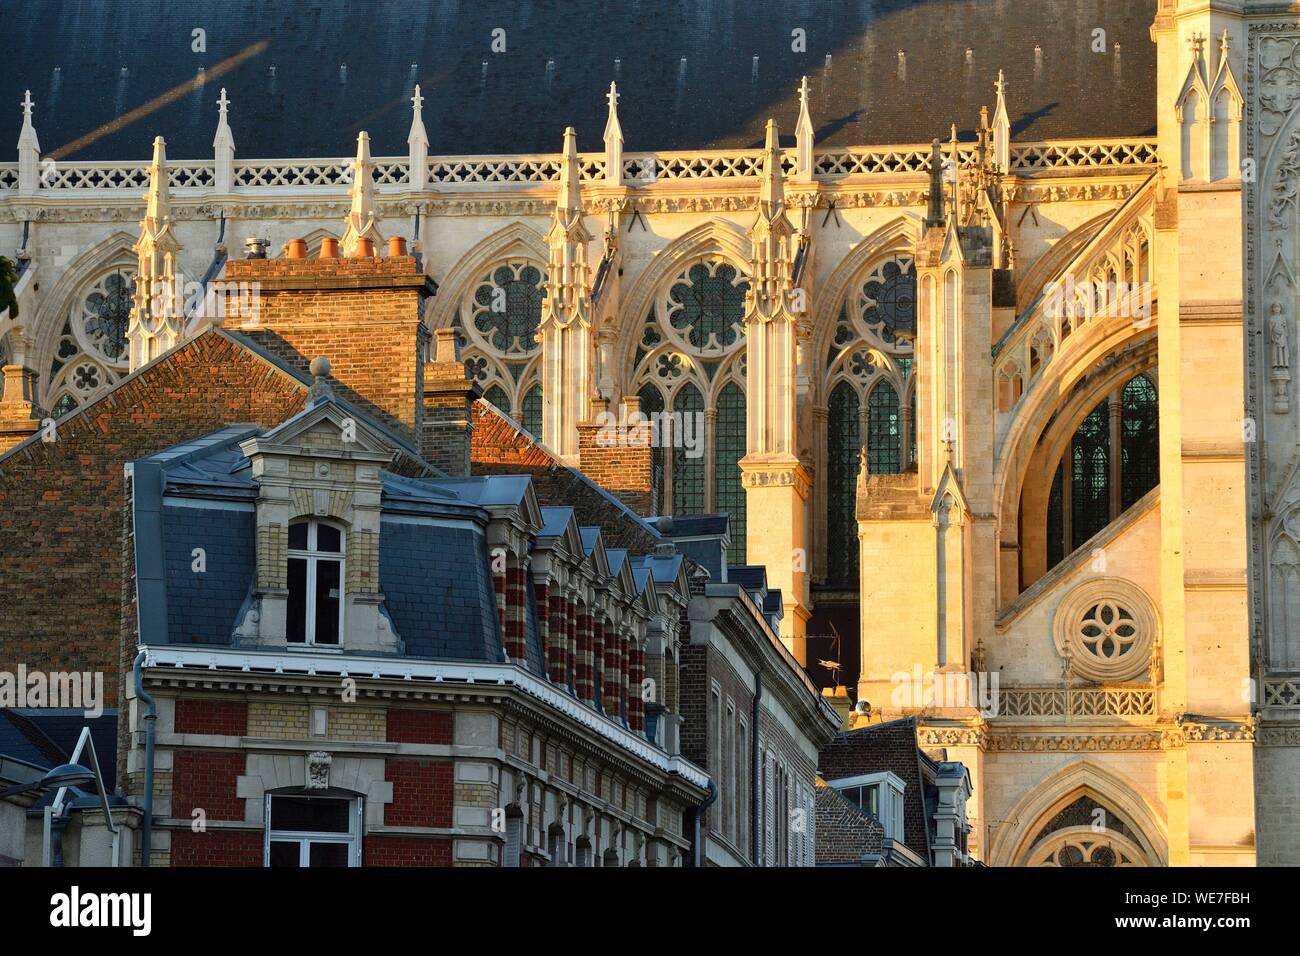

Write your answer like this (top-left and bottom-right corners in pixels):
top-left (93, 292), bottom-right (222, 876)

top-left (1271, 302), bottom-right (1292, 414)
top-left (1271, 302), bottom-right (1290, 369)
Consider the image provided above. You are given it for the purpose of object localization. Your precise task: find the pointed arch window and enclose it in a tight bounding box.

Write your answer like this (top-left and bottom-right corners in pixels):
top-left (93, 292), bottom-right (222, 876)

top-left (714, 382), bottom-right (747, 565)
top-left (522, 383), bottom-right (543, 440)
top-left (638, 384), bottom-right (666, 516)
top-left (483, 384), bottom-right (510, 417)
top-left (628, 256), bottom-right (750, 555)
top-left (672, 383), bottom-right (705, 516)
top-left (867, 382), bottom-right (902, 475)
top-left (45, 265), bottom-right (134, 416)
top-left (826, 381), bottom-right (862, 585)
top-left (1044, 371), bottom-right (1159, 571)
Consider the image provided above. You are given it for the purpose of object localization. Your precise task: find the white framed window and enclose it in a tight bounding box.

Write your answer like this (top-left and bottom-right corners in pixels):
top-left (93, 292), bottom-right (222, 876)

top-left (831, 771), bottom-right (906, 842)
top-left (287, 518), bottom-right (345, 645)
top-left (264, 792), bottom-right (361, 867)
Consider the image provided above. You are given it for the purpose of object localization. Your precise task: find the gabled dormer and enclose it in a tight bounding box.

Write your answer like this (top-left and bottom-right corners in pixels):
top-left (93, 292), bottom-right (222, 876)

top-left (235, 388), bottom-right (398, 653)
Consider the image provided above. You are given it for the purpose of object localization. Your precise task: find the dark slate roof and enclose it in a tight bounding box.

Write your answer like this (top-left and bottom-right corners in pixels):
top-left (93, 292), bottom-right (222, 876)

top-left (538, 506), bottom-right (576, 540)
top-left (0, 709), bottom-right (66, 770)
top-left (663, 514), bottom-right (730, 538)
top-left (16, 711), bottom-right (119, 792)
top-left (3, 0), bottom-right (1156, 162)
top-left (163, 504), bottom-right (255, 645)
top-left (818, 716), bottom-right (932, 862)
top-left (815, 782), bottom-right (884, 865)
top-left (379, 518), bottom-right (504, 662)
top-left (630, 552), bottom-right (684, 590)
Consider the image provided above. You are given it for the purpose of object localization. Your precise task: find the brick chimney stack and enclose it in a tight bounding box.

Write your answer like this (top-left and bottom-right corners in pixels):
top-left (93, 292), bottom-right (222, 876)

top-left (576, 394), bottom-right (656, 515)
top-left (220, 247), bottom-right (435, 438)
top-left (422, 328), bottom-right (480, 477)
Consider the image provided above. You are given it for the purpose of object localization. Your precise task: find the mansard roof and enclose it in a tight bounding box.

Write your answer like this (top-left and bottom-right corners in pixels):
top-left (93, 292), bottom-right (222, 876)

top-left (4, 0), bottom-right (1155, 162)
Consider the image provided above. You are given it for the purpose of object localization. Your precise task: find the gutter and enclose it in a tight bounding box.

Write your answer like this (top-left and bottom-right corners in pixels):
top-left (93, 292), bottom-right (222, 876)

top-left (751, 671), bottom-right (763, 866)
top-left (133, 651), bottom-right (157, 867)
top-left (691, 779), bottom-right (718, 867)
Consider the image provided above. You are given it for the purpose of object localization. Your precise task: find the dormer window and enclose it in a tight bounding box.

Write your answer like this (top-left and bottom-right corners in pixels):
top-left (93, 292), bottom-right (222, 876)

top-left (287, 519), bottom-right (344, 645)
top-left (831, 770), bottom-right (907, 842)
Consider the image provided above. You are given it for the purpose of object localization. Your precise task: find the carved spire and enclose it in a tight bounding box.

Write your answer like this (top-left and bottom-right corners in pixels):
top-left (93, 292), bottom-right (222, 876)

top-left (540, 127), bottom-right (595, 459)
top-left (925, 138), bottom-right (945, 228)
top-left (758, 118), bottom-right (785, 214)
top-left (341, 131), bottom-right (381, 256)
top-left (991, 70), bottom-right (1010, 173)
top-left (795, 75), bottom-right (815, 182)
top-left (213, 88), bottom-right (235, 193)
top-left (603, 82), bottom-right (623, 187)
top-left (17, 90), bottom-right (40, 195)
top-left (408, 85), bottom-right (429, 190)
top-left (127, 136), bottom-right (185, 370)
top-left (557, 125), bottom-right (582, 216)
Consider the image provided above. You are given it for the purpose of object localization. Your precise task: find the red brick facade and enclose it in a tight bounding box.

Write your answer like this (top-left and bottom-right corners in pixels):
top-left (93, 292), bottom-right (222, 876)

top-left (171, 829), bottom-right (263, 867)
top-left (383, 758), bottom-right (453, 829)
top-left (172, 749), bottom-right (247, 822)
top-left (174, 699), bottom-right (248, 737)
top-left (385, 708), bottom-right (452, 745)
top-left (363, 835), bottom-right (453, 867)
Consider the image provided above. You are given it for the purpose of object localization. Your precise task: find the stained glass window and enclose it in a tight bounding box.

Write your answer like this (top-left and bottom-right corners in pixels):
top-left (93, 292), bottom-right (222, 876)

top-left (483, 384), bottom-right (510, 417)
top-left (867, 382), bottom-right (902, 475)
top-left (827, 381), bottom-right (862, 585)
top-left (1070, 402), bottom-right (1110, 550)
top-left (471, 263), bottom-right (544, 355)
top-left (714, 382), bottom-right (747, 564)
top-left (860, 259), bottom-right (917, 346)
top-left (666, 262), bottom-right (746, 351)
top-left (908, 389), bottom-right (917, 467)
top-left (1046, 463), bottom-right (1065, 570)
top-left (1120, 374), bottom-right (1159, 509)
top-left (672, 384), bottom-right (705, 515)
top-left (522, 384), bottom-right (543, 440)
top-left (638, 384), bottom-right (666, 516)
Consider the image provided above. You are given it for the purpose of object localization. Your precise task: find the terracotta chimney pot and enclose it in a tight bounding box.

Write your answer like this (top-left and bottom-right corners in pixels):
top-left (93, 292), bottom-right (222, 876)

top-left (319, 237), bottom-right (340, 258)
top-left (286, 238), bottom-right (307, 259)
top-left (388, 236), bottom-right (408, 257)
top-left (353, 237), bottom-right (375, 258)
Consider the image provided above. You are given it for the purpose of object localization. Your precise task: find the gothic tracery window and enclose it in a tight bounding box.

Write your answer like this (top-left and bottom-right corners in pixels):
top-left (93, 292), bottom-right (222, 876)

top-left (46, 266), bottom-right (135, 418)
top-left (1045, 371), bottom-right (1159, 571)
top-left (826, 381), bottom-right (862, 585)
top-left (629, 257), bottom-right (750, 562)
top-left (823, 256), bottom-right (916, 581)
top-left (455, 259), bottom-right (545, 433)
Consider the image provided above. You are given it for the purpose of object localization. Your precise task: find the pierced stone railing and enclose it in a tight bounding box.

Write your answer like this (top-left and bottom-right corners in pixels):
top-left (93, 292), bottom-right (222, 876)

top-left (998, 685), bottom-right (1156, 719)
top-left (0, 136), bottom-right (1158, 195)
top-left (1263, 676), bottom-right (1300, 708)
top-left (992, 174), bottom-right (1157, 446)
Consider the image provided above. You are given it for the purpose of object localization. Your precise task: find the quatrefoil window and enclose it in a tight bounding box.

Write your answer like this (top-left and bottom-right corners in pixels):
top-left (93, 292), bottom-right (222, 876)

top-left (1077, 602), bottom-right (1138, 661)
top-left (1054, 579), bottom-right (1157, 683)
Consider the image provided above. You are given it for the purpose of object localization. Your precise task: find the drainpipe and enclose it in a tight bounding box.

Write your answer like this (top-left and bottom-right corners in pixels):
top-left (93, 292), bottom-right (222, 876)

top-left (133, 650), bottom-right (156, 867)
top-left (691, 780), bottom-right (717, 867)
top-left (751, 671), bottom-right (763, 866)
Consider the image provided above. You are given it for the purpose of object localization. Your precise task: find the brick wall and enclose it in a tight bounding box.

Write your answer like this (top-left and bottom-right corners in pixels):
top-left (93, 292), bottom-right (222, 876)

top-left (470, 401), bottom-right (661, 553)
top-left (386, 708), bottom-right (453, 745)
top-left (171, 829), bottom-right (262, 867)
top-left (172, 749), bottom-right (246, 821)
top-left (363, 835), bottom-right (453, 867)
top-left (384, 758), bottom-right (453, 828)
top-left (174, 699), bottom-right (248, 736)
top-left (0, 331), bottom-right (308, 705)
top-left (577, 417), bottom-right (654, 516)
top-left (223, 255), bottom-right (433, 438)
